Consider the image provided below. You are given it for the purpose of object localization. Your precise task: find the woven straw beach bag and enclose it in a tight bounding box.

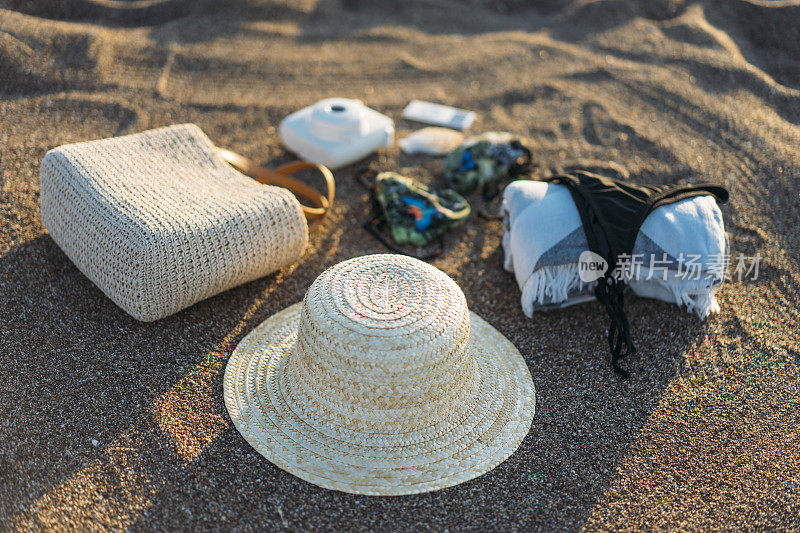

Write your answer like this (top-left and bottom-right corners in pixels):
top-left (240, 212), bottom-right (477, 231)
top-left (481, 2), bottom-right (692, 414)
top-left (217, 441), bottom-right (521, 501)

top-left (224, 254), bottom-right (536, 495)
top-left (40, 124), bottom-right (334, 321)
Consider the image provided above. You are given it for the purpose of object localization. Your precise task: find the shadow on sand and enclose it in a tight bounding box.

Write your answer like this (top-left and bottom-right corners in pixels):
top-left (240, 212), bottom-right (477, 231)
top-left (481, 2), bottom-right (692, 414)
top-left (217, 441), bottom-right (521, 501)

top-left (1, 217), bottom-right (706, 530)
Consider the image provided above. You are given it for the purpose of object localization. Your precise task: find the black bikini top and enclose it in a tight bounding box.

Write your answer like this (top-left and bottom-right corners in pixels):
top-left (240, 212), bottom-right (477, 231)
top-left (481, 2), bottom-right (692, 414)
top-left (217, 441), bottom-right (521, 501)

top-left (540, 171), bottom-right (729, 377)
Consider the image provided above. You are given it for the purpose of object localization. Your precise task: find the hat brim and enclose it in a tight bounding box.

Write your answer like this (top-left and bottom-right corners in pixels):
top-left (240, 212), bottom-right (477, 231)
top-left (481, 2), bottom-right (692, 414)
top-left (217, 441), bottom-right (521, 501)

top-left (224, 302), bottom-right (535, 496)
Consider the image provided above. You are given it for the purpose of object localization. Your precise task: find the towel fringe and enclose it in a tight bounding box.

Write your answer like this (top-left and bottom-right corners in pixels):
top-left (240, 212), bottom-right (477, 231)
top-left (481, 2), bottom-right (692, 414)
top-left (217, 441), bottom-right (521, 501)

top-left (660, 276), bottom-right (720, 320)
top-left (521, 265), bottom-right (721, 320)
top-left (520, 264), bottom-right (592, 317)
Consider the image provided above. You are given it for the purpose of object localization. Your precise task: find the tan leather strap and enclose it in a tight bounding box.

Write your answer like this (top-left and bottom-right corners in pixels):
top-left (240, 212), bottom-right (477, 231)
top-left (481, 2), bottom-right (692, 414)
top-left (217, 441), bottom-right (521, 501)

top-left (217, 148), bottom-right (335, 221)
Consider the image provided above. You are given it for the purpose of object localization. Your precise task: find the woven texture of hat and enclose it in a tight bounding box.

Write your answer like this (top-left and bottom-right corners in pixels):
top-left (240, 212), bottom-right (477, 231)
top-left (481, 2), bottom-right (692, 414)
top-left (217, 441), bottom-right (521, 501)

top-left (224, 254), bottom-right (536, 495)
top-left (40, 124), bottom-right (308, 321)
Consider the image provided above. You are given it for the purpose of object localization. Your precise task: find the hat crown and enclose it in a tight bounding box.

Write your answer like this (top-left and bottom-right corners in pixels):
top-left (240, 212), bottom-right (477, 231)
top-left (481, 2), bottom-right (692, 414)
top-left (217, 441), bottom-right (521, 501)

top-left (287, 254), bottom-right (478, 432)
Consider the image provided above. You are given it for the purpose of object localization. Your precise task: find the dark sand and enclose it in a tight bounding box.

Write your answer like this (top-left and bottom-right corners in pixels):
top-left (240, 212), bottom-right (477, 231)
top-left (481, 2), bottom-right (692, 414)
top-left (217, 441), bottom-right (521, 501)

top-left (1, 0), bottom-right (799, 530)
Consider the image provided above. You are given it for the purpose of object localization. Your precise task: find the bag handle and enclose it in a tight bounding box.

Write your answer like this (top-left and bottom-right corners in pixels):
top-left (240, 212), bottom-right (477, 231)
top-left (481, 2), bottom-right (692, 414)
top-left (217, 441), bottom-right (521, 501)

top-left (217, 148), bottom-right (335, 221)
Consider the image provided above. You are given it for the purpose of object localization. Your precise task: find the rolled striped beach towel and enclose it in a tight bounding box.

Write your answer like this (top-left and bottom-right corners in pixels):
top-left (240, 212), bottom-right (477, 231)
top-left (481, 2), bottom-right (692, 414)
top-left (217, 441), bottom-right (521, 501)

top-left (501, 179), bottom-right (728, 319)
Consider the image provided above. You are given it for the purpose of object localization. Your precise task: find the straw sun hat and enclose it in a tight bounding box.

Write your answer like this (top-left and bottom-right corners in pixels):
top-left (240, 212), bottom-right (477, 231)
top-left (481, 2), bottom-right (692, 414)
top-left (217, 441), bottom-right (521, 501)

top-left (224, 254), bottom-right (535, 495)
